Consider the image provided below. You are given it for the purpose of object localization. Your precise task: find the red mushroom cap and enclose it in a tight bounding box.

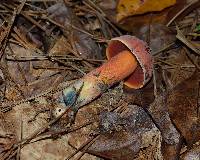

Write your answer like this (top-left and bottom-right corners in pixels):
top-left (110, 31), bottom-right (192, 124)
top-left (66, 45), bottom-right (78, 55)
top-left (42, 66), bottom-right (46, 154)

top-left (106, 35), bottom-right (153, 89)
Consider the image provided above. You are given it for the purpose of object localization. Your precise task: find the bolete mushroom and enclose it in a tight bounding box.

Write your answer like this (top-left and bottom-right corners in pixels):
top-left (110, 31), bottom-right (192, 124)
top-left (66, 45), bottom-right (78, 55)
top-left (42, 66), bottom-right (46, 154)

top-left (58, 35), bottom-right (153, 113)
top-left (106, 35), bottom-right (152, 88)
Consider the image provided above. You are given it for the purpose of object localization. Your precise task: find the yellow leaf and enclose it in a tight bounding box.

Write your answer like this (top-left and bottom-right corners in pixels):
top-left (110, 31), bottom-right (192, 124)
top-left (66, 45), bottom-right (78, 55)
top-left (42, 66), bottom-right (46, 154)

top-left (117, 0), bottom-right (176, 21)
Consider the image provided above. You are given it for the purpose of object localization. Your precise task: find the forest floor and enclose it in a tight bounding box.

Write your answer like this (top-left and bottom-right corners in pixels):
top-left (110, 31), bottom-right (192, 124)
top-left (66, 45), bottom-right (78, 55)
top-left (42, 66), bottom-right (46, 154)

top-left (0, 0), bottom-right (199, 160)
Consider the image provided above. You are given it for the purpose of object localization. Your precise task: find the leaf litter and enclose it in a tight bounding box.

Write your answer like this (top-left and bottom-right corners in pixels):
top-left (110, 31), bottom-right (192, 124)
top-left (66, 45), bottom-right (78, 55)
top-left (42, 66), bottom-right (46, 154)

top-left (0, 0), bottom-right (200, 160)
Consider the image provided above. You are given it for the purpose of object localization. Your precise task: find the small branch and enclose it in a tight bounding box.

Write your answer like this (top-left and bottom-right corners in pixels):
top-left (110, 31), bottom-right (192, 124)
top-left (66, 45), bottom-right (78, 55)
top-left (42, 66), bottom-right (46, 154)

top-left (176, 26), bottom-right (200, 55)
top-left (167, 0), bottom-right (199, 26)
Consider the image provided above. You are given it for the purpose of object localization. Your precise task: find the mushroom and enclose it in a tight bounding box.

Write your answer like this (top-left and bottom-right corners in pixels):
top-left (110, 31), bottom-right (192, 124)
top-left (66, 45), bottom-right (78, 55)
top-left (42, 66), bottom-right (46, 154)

top-left (106, 35), bottom-right (152, 88)
top-left (58, 35), bottom-right (153, 113)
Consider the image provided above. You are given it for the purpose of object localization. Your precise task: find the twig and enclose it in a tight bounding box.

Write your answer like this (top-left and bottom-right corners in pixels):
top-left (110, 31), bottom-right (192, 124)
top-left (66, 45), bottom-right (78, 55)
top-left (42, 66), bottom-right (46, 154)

top-left (183, 47), bottom-right (200, 71)
top-left (68, 31), bottom-right (94, 69)
top-left (25, 82), bottom-right (83, 144)
top-left (0, 79), bottom-right (72, 112)
top-left (21, 11), bottom-right (51, 36)
top-left (166, 0), bottom-right (199, 26)
top-left (6, 55), bottom-right (105, 62)
top-left (16, 117), bottom-right (23, 160)
top-left (190, 10), bottom-right (199, 32)
top-left (84, 0), bottom-right (122, 36)
top-left (187, 33), bottom-right (200, 37)
top-left (84, 0), bottom-right (106, 17)
top-left (197, 81), bottom-right (200, 118)
top-left (33, 120), bottom-right (94, 142)
top-left (55, 59), bottom-right (86, 75)
top-left (176, 26), bottom-right (200, 55)
top-left (0, 0), bottom-right (26, 59)
top-left (74, 5), bottom-right (122, 36)
top-left (65, 135), bottom-right (99, 160)
top-left (33, 65), bottom-right (76, 71)
top-left (153, 42), bottom-right (175, 56)
top-left (74, 135), bottom-right (100, 160)
top-left (7, 44), bottom-right (28, 86)
top-left (17, 0), bottom-right (26, 14)
top-left (96, 12), bottom-right (110, 39)
top-left (0, 9), bottom-right (17, 59)
top-left (152, 65), bottom-right (158, 98)
top-left (28, 108), bottom-right (50, 123)
top-left (43, 15), bottom-right (94, 38)
top-left (18, 108), bottom-right (71, 147)
top-left (6, 83), bottom-right (84, 159)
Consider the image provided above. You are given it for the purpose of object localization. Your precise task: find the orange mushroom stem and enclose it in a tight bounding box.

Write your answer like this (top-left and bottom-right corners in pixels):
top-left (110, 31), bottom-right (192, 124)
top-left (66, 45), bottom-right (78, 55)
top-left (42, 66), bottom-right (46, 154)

top-left (58, 35), bottom-right (153, 113)
top-left (89, 50), bottom-right (137, 86)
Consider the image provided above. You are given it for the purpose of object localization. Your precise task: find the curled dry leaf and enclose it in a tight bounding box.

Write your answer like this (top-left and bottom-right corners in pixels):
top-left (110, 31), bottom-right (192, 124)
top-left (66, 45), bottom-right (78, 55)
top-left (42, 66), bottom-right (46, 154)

top-left (97, 0), bottom-right (187, 32)
top-left (117, 0), bottom-right (176, 22)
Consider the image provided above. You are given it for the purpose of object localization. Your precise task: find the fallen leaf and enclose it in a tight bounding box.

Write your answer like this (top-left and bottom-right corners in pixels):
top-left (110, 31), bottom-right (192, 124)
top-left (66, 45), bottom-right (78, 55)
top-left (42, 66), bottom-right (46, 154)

top-left (97, 0), bottom-right (187, 33)
top-left (117, 0), bottom-right (176, 21)
top-left (167, 71), bottom-right (200, 145)
top-left (88, 105), bottom-right (163, 160)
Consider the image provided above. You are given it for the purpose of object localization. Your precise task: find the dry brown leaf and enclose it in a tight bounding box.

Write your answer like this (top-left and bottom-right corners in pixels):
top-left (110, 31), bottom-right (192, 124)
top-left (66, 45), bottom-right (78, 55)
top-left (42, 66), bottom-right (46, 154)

top-left (167, 71), bottom-right (200, 145)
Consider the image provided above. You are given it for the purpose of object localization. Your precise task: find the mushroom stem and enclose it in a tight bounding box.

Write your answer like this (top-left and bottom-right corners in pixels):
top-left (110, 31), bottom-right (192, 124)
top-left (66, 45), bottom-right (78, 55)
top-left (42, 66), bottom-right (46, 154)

top-left (89, 50), bottom-right (137, 86)
top-left (61, 50), bottom-right (137, 111)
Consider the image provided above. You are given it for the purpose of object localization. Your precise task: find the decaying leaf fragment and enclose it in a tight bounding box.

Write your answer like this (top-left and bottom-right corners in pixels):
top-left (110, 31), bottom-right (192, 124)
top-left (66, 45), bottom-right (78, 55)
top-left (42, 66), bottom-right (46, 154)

top-left (167, 71), bottom-right (200, 145)
top-left (87, 105), bottom-right (163, 160)
top-left (117, 0), bottom-right (176, 21)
